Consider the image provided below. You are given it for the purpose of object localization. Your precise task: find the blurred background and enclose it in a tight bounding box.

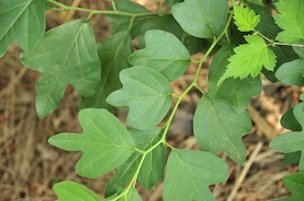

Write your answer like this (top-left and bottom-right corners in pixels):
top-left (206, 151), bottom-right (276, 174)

top-left (0, 0), bottom-right (301, 200)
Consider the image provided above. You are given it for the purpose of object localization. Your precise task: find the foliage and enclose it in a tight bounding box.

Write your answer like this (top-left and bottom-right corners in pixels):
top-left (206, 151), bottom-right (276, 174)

top-left (1, 0), bottom-right (304, 200)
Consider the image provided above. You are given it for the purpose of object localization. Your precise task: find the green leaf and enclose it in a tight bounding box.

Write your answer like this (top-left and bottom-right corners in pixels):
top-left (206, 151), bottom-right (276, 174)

top-left (48, 109), bottom-right (135, 179)
top-left (208, 46), bottom-right (262, 112)
top-left (105, 188), bottom-right (142, 201)
top-left (218, 35), bottom-right (277, 84)
top-left (193, 95), bottom-right (252, 163)
top-left (53, 181), bottom-right (102, 201)
top-left (233, 4), bottom-right (260, 32)
top-left (163, 149), bottom-right (228, 201)
top-left (276, 59), bottom-right (304, 86)
top-left (105, 128), bottom-right (165, 197)
top-left (244, 0), bottom-right (265, 6)
top-left (293, 46), bottom-right (304, 58)
top-left (168, 0), bottom-right (183, 7)
top-left (274, 0), bottom-right (304, 43)
top-left (274, 173), bottom-right (304, 201)
top-left (0, 0), bottom-right (50, 57)
top-left (107, 66), bottom-right (172, 130)
top-left (128, 30), bottom-right (190, 81)
top-left (108, 0), bottom-right (182, 38)
top-left (81, 31), bottom-right (132, 109)
top-left (172, 0), bottom-right (228, 38)
top-left (22, 19), bottom-right (101, 117)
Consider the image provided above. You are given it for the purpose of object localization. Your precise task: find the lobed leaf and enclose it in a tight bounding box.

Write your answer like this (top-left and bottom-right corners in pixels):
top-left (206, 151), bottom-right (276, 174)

top-left (107, 66), bottom-right (172, 130)
top-left (193, 95), bottom-right (252, 163)
top-left (218, 35), bottom-right (277, 84)
top-left (22, 19), bottom-right (101, 117)
top-left (53, 181), bottom-right (102, 201)
top-left (233, 4), bottom-right (260, 32)
top-left (0, 0), bottom-right (50, 57)
top-left (274, 0), bottom-right (304, 43)
top-left (128, 30), bottom-right (190, 81)
top-left (163, 149), bottom-right (228, 201)
top-left (172, 0), bottom-right (228, 38)
top-left (48, 109), bottom-right (135, 179)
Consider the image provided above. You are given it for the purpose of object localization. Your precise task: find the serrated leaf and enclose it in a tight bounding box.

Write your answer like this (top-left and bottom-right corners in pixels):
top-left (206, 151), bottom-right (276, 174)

top-left (233, 4), bottom-right (260, 32)
top-left (108, 0), bottom-right (182, 38)
top-left (107, 66), bottom-right (172, 130)
top-left (218, 35), bottom-right (277, 84)
top-left (274, 173), bottom-right (304, 201)
top-left (276, 59), bottom-right (304, 86)
top-left (0, 0), bottom-right (50, 57)
top-left (48, 109), bottom-right (135, 179)
top-left (53, 181), bottom-right (102, 201)
top-left (105, 129), bottom-right (166, 197)
top-left (172, 0), bottom-right (228, 38)
top-left (193, 95), bottom-right (252, 163)
top-left (163, 149), bottom-right (228, 201)
top-left (81, 31), bottom-right (132, 109)
top-left (22, 19), bottom-right (101, 117)
top-left (128, 30), bottom-right (190, 81)
top-left (274, 0), bottom-right (304, 43)
top-left (208, 46), bottom-right (262, 112)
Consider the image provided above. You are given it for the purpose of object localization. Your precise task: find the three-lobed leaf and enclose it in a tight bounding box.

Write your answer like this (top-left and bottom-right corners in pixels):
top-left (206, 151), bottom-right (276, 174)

top-left (0, 0), bottom-right (50, 57)
top-left (172, 0), bottom-right (228, 38)
top-left (233, 4), bottom-right (260, 32)
top-left (163, 149), bottom-right (228, 201)
top-left (48, 109), bottom-right (135, 179)
top-left (81, 30), bottom-right (132, 109)
top-left (274, 0), bottom-right (304, 43)
top-left (53, 181), bottom-right (102, 201)
top-left (22, 19), bottom-right (101, 117)
top-left (218, 35), bottom-right (277, 84)
top-left (193, 95), bottom-right (252, 163)
top-left (128, 30), bottom-right (190, 81)
top-left (107, 66), bottom-right (172, 130)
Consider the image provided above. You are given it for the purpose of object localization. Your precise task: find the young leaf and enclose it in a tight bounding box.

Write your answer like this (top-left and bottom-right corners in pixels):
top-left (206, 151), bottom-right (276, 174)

top-left (22, 19), bottom-right (101, 117)
top-left (274, 172), bottom-right (304, 201)
top-left (274, 0), bottom-right (304, 43)
top-left (275, 59), bottom-right (304, 86)
top-left (233, 4), bottom-right (260, 32)
top-left (0, 0), bottom-right (50, 57)
top-left (48, 109), bottom-right (135, 179)
top-left (218, 35), bottom-right (277, 84)
top-left (105, 129), bottom-right (166, 196)
top-left (53, 181), bottom-right (102, 201)
top-left (107, 66), bottom-right (172, 130)
top-left (81, 31), bottom-right (132, 109)
top-left (172, 0), bottom-right (228, 38)
top-left (193, 95), bottom-right (252, 163)
top-left (208, 46), bottom-right (262, 112)
top-left (128, 30), bottom-right (190, 81)
top-left (163, 149), bottom-right (228, 201)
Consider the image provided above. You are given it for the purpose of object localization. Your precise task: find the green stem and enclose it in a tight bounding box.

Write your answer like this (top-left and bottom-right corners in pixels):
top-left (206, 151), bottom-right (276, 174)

top-left (47, 0), bottom-right (169, 17)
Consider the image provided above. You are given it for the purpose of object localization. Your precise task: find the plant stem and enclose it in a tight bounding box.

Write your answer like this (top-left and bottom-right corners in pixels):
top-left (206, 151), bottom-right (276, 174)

top-left (47, 0), bottom-right (169, 17)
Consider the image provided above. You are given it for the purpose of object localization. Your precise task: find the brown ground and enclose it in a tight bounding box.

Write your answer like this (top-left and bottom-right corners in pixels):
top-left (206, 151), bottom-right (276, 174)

top-left (0, 1), bottom-right (301, 201)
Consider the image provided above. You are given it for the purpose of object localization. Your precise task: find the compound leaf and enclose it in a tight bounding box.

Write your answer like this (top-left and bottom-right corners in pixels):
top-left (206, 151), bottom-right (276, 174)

top-left (81, 31), bottom-right (132, 109)
top-left (172, 0), bottom-right (228, 38)
top-left (233, 4), bottom-right (260, 32)
top-left (107, 66), bottom-right (172, 130)
top-left (53, 181), bottom-right (102, 201)
top-left (193, 95), bottom-right (252, 163)
top-left (208, 46), bottom-right (262, 112)
top-left (48, 109), bottom-right (135, 179)
top-left (22, 19), bottom-right (101, 117)
top-left (276, 59), bottom-right (304, 86)
top-left (128, 30), bottom-right (190, 81)
top-left (274, 172), bottom-right (304, 201)
top-left (218, 35), bottom-right (277, 84)
top-left (0, 0), bottom-right (50, 57)
top-left (163, 149), bottom-right (228, 201)
top-left (274, 0), bottom-right (304, 43)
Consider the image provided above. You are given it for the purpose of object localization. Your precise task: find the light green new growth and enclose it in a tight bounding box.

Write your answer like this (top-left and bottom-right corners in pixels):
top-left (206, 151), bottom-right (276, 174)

top-left (233, 4), bottom-right (260, 32)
